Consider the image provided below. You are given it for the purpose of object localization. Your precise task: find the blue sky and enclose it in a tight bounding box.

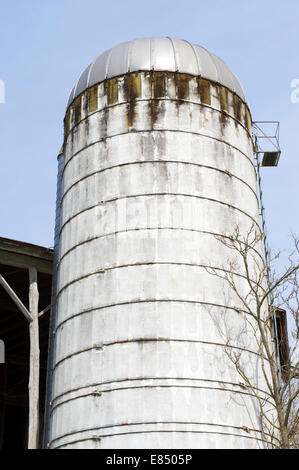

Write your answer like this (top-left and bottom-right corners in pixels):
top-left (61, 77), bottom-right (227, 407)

top-left (0, 0), bottom-right (298, 264)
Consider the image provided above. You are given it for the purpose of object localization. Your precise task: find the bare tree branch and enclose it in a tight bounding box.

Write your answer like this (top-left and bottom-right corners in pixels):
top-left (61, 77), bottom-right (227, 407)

top-left (205, 225), bottom-right (299, 448)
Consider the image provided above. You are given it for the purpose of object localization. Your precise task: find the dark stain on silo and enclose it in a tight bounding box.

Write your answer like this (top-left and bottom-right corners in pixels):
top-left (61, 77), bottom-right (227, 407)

top-left (175, 73), bottom-right (191, 101)
top-left (233, 95), bottom-right (242, 123)
top-left (155, 132), bottom-right (166, 157)
top-left (152, 71), bottom-right (166, 98)
top-left (219, 110), bottom-right (229, 133)
top-left (101, 107), bottom-right (108, 139)
top-left (84, 112), bottom-right (90, 140)
top-left (218, 87), bottom-right (229, 136)
top-left (124, 73), bottom-right (141, 129)
top-left (158, 161), bottom-right (170, 187)
top-left (150, 99), bottom-right (160, 129)
top-left (64, 108), bottom-right (71, 140)
top-left (148, 72), bottom-right (165, 129)
top-left (83, 91), bottom-right (88, 114)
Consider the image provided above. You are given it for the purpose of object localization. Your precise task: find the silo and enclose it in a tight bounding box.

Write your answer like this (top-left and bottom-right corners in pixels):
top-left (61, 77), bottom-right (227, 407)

top-left (46, 38), bottom-right (274, 449)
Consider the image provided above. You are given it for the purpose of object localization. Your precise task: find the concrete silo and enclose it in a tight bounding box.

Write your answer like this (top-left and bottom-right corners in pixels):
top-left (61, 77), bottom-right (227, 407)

top-left (45, 38), bottom-right (274, 449)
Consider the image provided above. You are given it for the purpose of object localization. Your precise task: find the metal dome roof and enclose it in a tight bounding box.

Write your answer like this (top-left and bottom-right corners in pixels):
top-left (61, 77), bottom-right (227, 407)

top-left (66, 37), bottom-right (246, 108)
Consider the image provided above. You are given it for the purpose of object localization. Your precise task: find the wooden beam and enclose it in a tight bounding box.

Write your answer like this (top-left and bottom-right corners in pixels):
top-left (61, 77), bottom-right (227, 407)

top-left (0, 238), bottom-right (53, 275)
top-left (27, 268), bottom-right (40, 449)
top-left (38, 304), bottom-right (51, 318)
top-left (0, 274), bottom-right (32, 322)
top-left (0, 250), bottom-right (52, 275)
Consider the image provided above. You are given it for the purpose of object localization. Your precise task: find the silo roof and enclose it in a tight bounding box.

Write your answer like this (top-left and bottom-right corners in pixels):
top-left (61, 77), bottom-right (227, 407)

top-left (67, 37), bottom-right (246, 108)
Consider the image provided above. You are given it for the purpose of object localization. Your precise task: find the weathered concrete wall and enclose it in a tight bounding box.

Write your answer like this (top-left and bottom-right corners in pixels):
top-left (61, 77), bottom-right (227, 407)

top-left (47, 72), bottom-right (274, 449)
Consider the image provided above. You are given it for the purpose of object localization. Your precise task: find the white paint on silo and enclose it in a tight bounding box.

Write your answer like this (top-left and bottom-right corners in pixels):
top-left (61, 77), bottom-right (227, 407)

top-left (44, 149), bottom-right (64, 446)
top-left (46, 38), bottom-right (276, 449)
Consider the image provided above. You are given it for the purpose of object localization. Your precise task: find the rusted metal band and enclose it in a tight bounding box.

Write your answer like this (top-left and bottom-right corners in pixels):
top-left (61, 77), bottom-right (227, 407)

top-left (56, 261), bottom-right (265, 300)
top-left (59, 192), bottom-right (261, 237)
top-left (50, 380), bottom-right (273, 415)
top-left (58, 227), bottom-right (265, 269)
top-left (60, 160), bottom-right (258, 206)
top-left (53, 299), bottom-right (265, 334)
top-left (52, 430), bottom-right (273, 449)
top-left (52, 337), bottom-right (269, 374)
top-left (50, 376), bottom-right (273, 407)
top-left (62, 127), bottom-right (255, 178)
top-left (49, 421), bottom-right (276, 449)
top-left (50, 386), bottom-right (269, 416)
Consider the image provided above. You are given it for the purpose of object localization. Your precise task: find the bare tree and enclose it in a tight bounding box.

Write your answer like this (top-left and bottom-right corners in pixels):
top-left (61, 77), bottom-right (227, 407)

top-left (206, 225), bottom-right (299, 449)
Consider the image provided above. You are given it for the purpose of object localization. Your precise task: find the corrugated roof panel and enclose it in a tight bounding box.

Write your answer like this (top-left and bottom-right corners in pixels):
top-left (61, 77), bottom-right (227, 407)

top-left (212, 55), bottom-right (236, 94)
top-left (172, 39), bottom-right (199, 75)
top-left (232, 73), bottom-right (246, 101)
top-left (75, 64), bottom-right (92, 97)
top-left (193, 45), bottom-right (219, 84)
top-left (66, 85), bottom-right (75, 108)
top-left (129, 38), bottom-right (151, 71)
top-left (66, 38), bottom-right (247, 108)
top-left (151, 37), bottom-right (176, 71)
top-left (88, 48), bottom-right (112, 87)
top-left (107, 41), bottom-right (130, 79)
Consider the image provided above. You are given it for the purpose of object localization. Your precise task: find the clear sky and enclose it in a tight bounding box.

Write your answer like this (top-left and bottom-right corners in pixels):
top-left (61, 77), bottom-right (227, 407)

top-left (0, 0), bottom-right (298, 264)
